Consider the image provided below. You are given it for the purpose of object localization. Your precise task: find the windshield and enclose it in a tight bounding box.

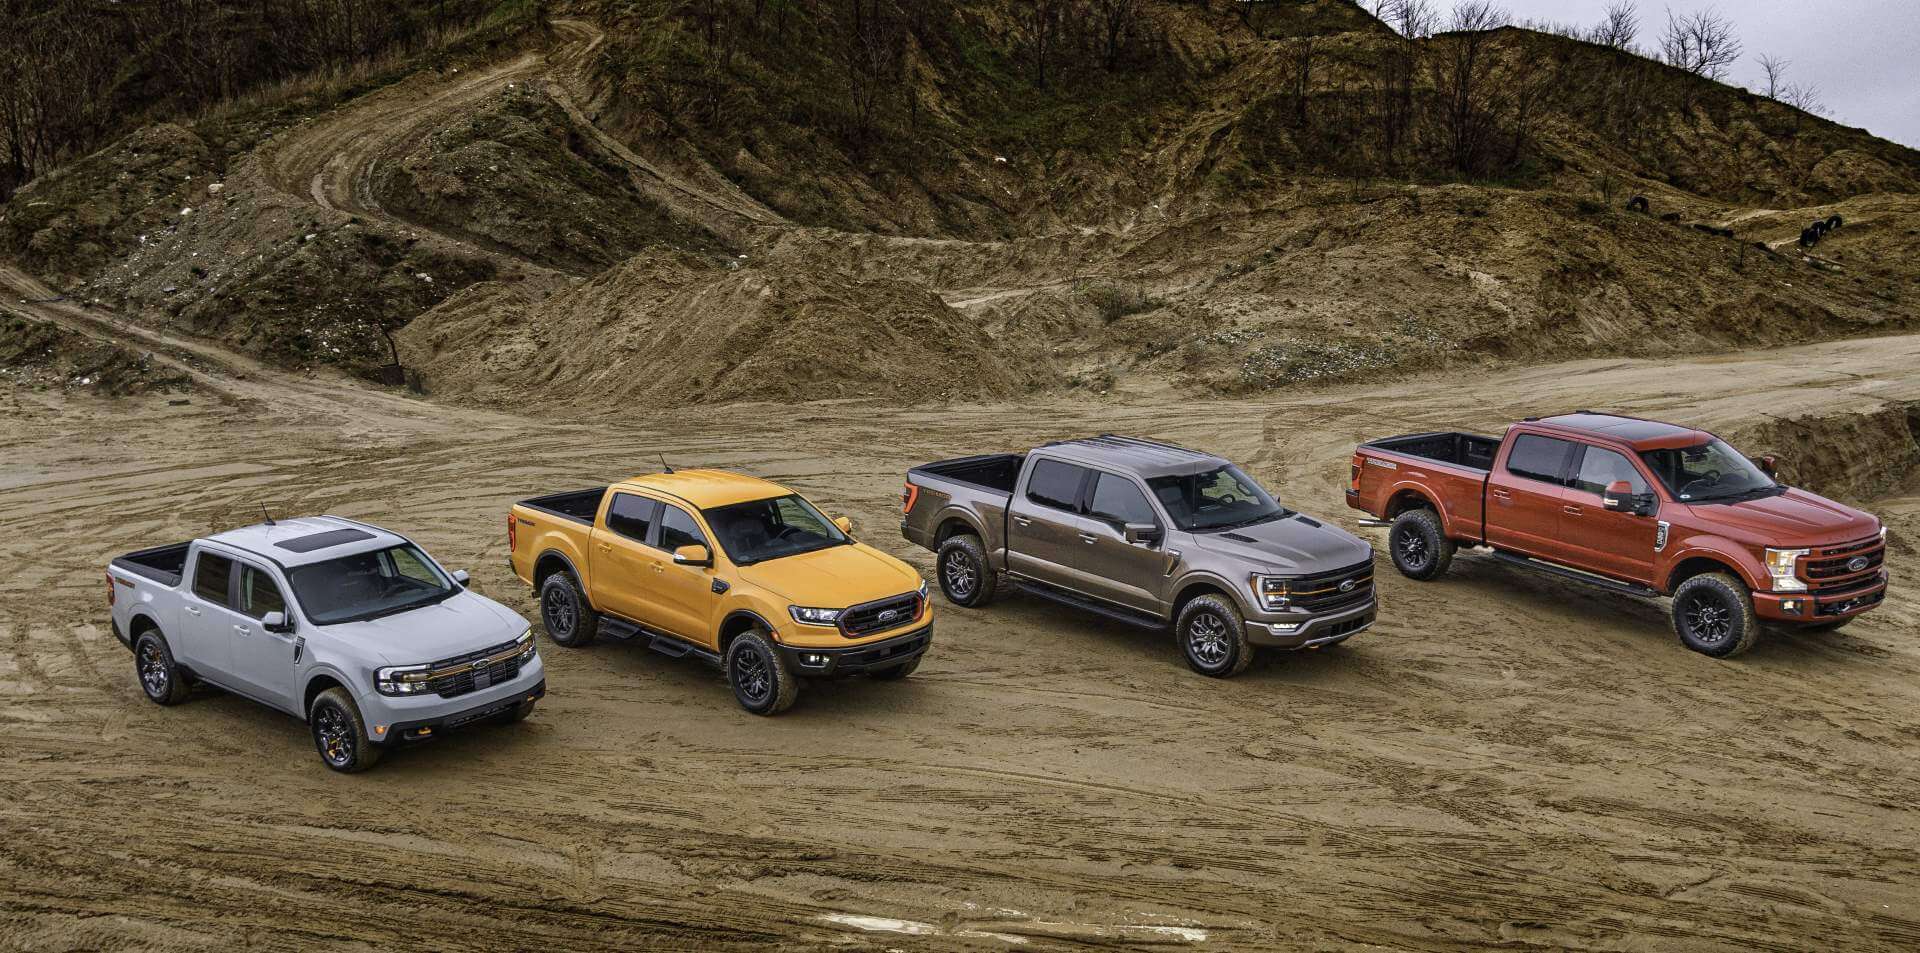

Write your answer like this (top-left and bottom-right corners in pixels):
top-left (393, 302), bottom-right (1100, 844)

top-left (1639, 439), bottom-right (1780, 502)
top-left (1147, 464), bottom-right (1290, 531)
top-left (287, 544), bottom-right (457, 625)
top-left (704, 494), bottom-right (849, 565)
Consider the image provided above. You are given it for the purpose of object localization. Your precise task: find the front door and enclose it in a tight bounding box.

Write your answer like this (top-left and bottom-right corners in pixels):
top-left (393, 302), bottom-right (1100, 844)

top-left (591, 492), bottom-right (665, 625)
top-left (179, 550), bottom-right (236, 673)
top-left (1081, 470), bottom-right (1168, 613)
top-left (653, 505), bottom-right (719, 646)
top-left (1005, 458), bottom-right (1095, 591)
top-left (1560, 444), bottom-right (1661, 584)
top-left (225, 561), bottom-right (299, 712)
top-left (1486, 433), bottom-right (1578, 561)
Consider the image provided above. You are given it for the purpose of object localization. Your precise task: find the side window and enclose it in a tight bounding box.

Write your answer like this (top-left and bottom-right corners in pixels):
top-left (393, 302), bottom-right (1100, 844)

top-left (1089, 473), bottom-right (1156, 525)
top-left (659, 505), bottom-right (707, 552)
top-left (1026, 460), bottom-right (1090, 511)
top-left (192, 552), bottom-right (235, 607)
top-left (237, 564), bottom-right (287, 619)
top-left (1570, 446), bottom-right (1651, 496)
top-left (606, 493), bottom-right (659, 543)
top-left (1505, 435), bottom-right (1575, 486)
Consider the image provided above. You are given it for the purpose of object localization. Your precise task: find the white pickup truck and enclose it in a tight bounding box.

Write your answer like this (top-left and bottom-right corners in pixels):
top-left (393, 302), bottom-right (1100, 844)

top-left (108, 516), bottom-right (545, 772)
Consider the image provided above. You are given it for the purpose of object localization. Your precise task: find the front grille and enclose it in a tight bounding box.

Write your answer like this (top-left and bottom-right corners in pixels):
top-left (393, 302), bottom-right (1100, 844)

top-left (840, 592), bottom-right (923, 637)
top-left (421, 637), bottom-right (527, 699)
top-left (1803, 534), bottom-right (1886, 593)
top-left (1285, 559), bottom-right (1375, 613)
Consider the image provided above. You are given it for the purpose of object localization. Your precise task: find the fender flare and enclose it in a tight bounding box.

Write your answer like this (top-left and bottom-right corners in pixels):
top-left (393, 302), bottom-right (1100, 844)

top-left (719, 608), bottom-right (779, 651)
top-left (1169, 568), bottom-right (1251, 621)
top-left (932, 506), bottom-right (988, 544)
top-left (1663, 538), bottom-right (1769, 593)
top-left (1381, 480), bottom-right (1449, 534)
top-left (298, 662), bottom-right (362, 722)
top-left (533, 548), bottom-right (584, 588)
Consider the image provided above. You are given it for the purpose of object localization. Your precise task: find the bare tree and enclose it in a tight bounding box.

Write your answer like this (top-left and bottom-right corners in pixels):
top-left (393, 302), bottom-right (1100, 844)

top-left (1091, 0), bottom-right (1141, 70)
top-left (1659, 7), bottom-right (1741, 81)
top-left (1781, 82), bottom-right (1827, 117)
top-left (1022, 0), bottom-right (1075, 89)
top-left (1588, 1), bottom-right (1638, 51)
top-left (1427, 1), bottom-right (1511, 175)
top-left (1757, 53), bottom-right (1788, 98)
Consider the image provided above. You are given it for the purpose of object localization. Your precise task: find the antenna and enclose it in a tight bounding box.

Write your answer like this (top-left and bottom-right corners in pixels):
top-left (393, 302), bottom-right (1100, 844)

top-left (659, 453), bottom-right (675, 475)
top-left (260, 504), bottom-right (276, 526)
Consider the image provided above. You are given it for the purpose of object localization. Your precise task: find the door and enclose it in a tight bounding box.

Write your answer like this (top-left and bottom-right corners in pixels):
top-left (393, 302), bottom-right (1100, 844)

top-left (225, 561), bottom-right (299, 712)
top-left (1082, 470), bottom-right (1168, 612)
top-left (1485, 433), bottom-right (1577, 560)
top-left (179, 549), bottom-right (236, 673)
top-left (1006, 458), bottom-right (1094, 590)
top-left (1560, 444), bottom-right (1661, 583)
top-left (653, 505), bottom-right (719, 645)
top-left (590, 492), bottom-right (664, 624)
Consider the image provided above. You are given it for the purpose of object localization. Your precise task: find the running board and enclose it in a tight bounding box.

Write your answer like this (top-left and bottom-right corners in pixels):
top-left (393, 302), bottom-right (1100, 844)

top-left (600, 616), bottom-right (723, 667)
top-left (1486, 551), bottom-right (1660, 598)
top-left (1009, 577), bottom-right (1166, 630)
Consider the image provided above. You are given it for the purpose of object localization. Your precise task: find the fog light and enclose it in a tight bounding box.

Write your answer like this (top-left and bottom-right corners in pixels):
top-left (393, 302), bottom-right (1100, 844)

top-left (374, 725), bottom-right (387, 736)
top-left (1269, 622), bottom-right (1301, 634)
top-left (1782, 599), bottom-right (1803, 615)
top-left (800, 653), bottom-right (830, 668)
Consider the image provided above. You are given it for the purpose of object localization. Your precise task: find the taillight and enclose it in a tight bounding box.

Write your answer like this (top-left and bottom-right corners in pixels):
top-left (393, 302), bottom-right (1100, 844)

top-left (106, 570), bottom-right (116, 606)
top-left (901, 483), bottom-right (920, 515)
top-left (1349, 454), bottom-right (1364, 493)
top-left (507, 514), bottom-right (518, 551)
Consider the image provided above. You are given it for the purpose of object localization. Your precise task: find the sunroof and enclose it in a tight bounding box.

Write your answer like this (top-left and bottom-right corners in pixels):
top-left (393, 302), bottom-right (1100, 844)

top-left (275, 528), bottom-right (375, 553)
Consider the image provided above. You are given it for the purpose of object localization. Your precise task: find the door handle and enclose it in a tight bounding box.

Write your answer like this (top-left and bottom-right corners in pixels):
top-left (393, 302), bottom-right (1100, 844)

top-left (597, 542), bottom-right (612, 551)
top-left (1079, 533), bottom-right (1098, 544)
top-left (1012, 516), bottom-right (1032, 527)
top-left (1491, 489), bottom-right (1512, 499)
top-left (233, 624), bottom-right (251, 636)
top-left (1563, 505), bottom-right (1583, 515)
top-left (184, 606), bottom-right (201, 616)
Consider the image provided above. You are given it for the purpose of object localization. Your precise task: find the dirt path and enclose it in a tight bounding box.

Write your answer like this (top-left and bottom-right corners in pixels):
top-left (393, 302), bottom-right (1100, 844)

top-left (3, 329), bottom-right (1918, 950)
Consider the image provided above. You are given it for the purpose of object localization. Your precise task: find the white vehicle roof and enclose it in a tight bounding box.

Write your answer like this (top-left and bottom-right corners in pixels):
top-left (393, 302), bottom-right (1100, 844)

top-left (202, 516), bottom-right (411, 568)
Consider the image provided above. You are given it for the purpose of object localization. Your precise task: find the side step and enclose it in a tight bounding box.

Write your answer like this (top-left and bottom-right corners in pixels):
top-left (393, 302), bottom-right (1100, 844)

top-left (598, 615), bottom-right (723, 667)
top-left (1486, 551), bottom-right (1660, 598)
top-left (1008, 577), bottom-right (1165, 630)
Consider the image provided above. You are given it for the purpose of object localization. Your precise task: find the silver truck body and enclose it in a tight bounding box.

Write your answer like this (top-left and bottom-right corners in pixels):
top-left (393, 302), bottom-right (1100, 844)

top-left (903, 436), bottom-right (1377, 648)
top-left (109, 517), bottom-right (544, 747)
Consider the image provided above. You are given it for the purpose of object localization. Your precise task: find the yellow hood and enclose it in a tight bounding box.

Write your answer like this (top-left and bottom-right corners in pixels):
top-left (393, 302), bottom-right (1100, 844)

top-left (736, 542), bottom-right (920, 607)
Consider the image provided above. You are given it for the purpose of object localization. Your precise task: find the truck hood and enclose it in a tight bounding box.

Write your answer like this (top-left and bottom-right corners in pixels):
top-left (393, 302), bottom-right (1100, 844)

top-left (1190, 514), bottom-right (1374, 574)
top-left (325, 590), bottom-right (529, 666)
top-left (1680, 488), bottom-right (1881, 548)
top-left (736, 542), bottom-right (922, 607)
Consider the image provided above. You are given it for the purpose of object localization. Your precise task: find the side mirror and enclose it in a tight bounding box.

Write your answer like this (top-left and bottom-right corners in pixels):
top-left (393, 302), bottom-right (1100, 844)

top-left (673, 544), bottom-right (713, 568)
top-left (261, 611), bottom-right (292, 633)
top-left (1124, 522), bottom-right (1161, 545)
top-left (451, 569), bottom-right (470, 587)
top-left (1601, 481), bottom-right (1636, 513)
top-left (832, 516), bottom-right (854, 534)
top-left (1757, 455), bottom-right (1778, 478)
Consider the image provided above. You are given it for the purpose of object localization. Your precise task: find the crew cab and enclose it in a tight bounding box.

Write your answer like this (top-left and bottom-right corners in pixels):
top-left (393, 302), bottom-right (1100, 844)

top-left (509, 469), bottom-right (930, 715)
top-left (902, 435), bottom-right (1376, 677)
top-left (1348, 412), bottom-right (1889, 657)
top-left (107, 517), bottom-right (544, 772)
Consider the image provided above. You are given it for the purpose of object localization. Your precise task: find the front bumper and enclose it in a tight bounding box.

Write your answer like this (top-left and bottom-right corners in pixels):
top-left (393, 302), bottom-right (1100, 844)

top-left (363, 654), bottom-right (547, 745)
top-left (1753, 572), bottom-right (1888, 623)
top-left (381, 679), bottom-right (547, 744)
top-left (778, 625), bottom-right (931, 677)
top-left (1245, 599), bottom-right (1378, 649)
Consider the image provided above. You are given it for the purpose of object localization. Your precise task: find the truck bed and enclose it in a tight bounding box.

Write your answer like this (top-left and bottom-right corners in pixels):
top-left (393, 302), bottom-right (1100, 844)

top-left (1364, 432), bottom-right (1500, 472)
top-left (910, 453), bottom-right (1024, 494)
top-left (111, 542), bottom-right (191, 587)
top-left (517, 487), bottom-right (605, 525)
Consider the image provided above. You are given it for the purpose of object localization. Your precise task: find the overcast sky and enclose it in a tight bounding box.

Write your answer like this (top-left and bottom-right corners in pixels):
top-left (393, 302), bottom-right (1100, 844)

top-left (1500, 0), bottom-right (1920, 148)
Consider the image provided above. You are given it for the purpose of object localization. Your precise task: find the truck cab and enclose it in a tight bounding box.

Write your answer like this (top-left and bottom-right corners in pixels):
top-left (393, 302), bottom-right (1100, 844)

top-left (1349, 412), bottom-right (1889, 656)
top-left (510, 469), bottom-right (931, 715)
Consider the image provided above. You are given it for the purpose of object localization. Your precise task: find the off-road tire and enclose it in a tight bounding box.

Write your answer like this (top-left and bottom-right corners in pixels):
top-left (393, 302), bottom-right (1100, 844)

top-left (937, 533), bottom-right (997, 608)
top-left (726, 629), bottom-right (800, 715)
top-left (133, 630), bottom-right (192, 705)
top-left (1177, 594), bottom-right (1254, 678)
top-left (540, 572), bottom-right (601, 647)
top-left (1672, 572), bottom-right (1759, 658)
top-left (1388, 508), bottom-right (1455, 581)
top-left (309, 687), bottom-right (383, 773)
top-left (870, 656), bottom-right (922, 680)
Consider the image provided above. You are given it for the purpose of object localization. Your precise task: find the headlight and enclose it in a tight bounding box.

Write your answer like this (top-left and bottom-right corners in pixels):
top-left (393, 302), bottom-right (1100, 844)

top-left (375, 664), bottom-right (435, 696)
top-left (1250, 574), bottom-right (1293, 611)
top-left (1764, 548), bottom-right (1809, 592)
top-left (789, 605), bottom-right (843, 626)
top-left (515, 627), bottom-right (536, 662)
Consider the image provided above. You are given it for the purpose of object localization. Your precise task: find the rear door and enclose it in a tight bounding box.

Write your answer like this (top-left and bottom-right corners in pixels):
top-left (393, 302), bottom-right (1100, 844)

top-left (1006, 458), bottom-right (1095, 590)
top-left (590, 491), bottom-right (664, 624)
top-left (1485, 433), bottom-right (1577, 560)
top-left (178, 548), bottom-right (236, 673)
top-left (1560, 443), bottom-right (1660, 583)
top-left (1082, 470), bottom-right (1169, 612)
top-left (224, 561), bottom-right (299, 712)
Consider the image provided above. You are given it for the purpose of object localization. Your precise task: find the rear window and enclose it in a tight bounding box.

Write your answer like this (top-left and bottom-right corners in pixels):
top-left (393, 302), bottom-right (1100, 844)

top-left (606, 493), bottom-right (659, 543)
top-left (1026, 460), bottom-right (1089, 511)
top-left (191, 552), bottom-right (234, 607)
top-left (1505, 435), bottom-right (1575, 486)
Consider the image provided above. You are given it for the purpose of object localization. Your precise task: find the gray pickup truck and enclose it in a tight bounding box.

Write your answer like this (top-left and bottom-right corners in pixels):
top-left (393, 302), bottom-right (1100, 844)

top-left (108, 516), bottom-right (545, 772)
top-left (902, 435), bottom-right (1377, 676)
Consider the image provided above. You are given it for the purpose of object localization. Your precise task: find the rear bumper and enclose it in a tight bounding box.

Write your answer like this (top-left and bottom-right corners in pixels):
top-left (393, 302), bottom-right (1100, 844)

top-left (779, 625), bottom-right (931, 677)
top-left (1753, 572), bottom-right (1888, 622)
top-left (1246, 599), bottom-right (1377, 649)
top-left (382, 678), bottom-right (547, 744)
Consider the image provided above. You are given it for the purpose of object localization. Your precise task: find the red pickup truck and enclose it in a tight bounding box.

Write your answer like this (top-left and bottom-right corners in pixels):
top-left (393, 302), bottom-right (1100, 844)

top-left (1348, 412), bottom-right (1888, 657)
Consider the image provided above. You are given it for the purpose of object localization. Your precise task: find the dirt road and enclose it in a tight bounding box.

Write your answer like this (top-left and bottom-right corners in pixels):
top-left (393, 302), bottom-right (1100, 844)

top-left (3, 318), bottom-right (1917, 950)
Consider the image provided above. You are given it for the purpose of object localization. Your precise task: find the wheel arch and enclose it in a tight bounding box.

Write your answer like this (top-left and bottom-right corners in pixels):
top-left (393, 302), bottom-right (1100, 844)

top-left (533, 549), bottom-right (581, 590)
top-left (1170, 572), bottom-right (1245, 622)
top-left (301, 669), bottom-right (352, 721)
top-left (933, 510), bottom-right (986, 546)
top-left (1664, 547), bottom-right (1762, 594)
top-left (128, 612), bottom-right (163, 640)
top-left (718, 609), bottom-right (777, 655)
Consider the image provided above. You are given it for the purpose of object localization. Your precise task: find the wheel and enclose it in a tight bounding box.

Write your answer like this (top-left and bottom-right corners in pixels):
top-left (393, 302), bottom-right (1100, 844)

top-left (1388, 508), bottom-right (1455, 581)
top-left (1177, 594), bottom-right (1253, 678)
top-left (308, 687), bottom-right (383, 773)
top-left (1671, 572), bottom-right (1759, 658)
top-left (1797, 617), bottom-right (1852, 633)
top-left (936, 534), bottom-right (997, 608)
top-left (539, 572), bottom-right (601, 647)
top-left (869, 656), bottom-right (921, 680)
top-left (725, 629), bottom-right (800, 715)
top-left (133, 630), bottom-right (192, 705)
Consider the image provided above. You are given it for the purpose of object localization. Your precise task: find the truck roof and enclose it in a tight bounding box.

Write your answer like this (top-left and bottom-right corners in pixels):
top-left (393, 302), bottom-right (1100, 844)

top-left (203, 516), bottom-right (407, 567)
top-left (1530, 412), bottom-right (1713, 451)
top-left (1037, 435), bottom-right (1228, 479)
top-left (617, 469), bottom-right (792, 509)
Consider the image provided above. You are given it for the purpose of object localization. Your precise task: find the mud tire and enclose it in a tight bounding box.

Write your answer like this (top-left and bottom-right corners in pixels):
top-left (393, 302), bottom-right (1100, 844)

top-left (726, 629), bottom-right (800, 715)
top-left (309, 687), bottom-right (383, 773)
top-left (540, 572), bottom-right (601, 647)
top-left (1388, 508), bottom-right (1455, 581)
top-left (1672, 572), bottom-right (1759, 658)
top-left (1177, 594), bottom-right (1254, 678)
top-left (134, 630), bottom-right (192, 705)
top-left (937, 533), bottom-right (998, 608)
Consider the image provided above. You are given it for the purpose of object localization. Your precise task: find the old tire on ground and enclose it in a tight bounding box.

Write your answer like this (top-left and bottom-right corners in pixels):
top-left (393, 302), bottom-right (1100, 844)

top-left (1177, 594), bottom-right (1254, 678)
top-left (1388, 508), bottom-right (1455, 581)
top-left (726, 628), bottom-right (800, 715)
top-left (869, 656), bottom-right (921, 680)
top-left (309, 687), bottom-right (383, 773)
top-left (540, 572), bottom-right (601, 647)
top-left (1672, 572), bottom-right (1759, 658)
top-left (133, 630), bottom-right (192, 705)
top-left (936, 533), bottom-right (997, 608)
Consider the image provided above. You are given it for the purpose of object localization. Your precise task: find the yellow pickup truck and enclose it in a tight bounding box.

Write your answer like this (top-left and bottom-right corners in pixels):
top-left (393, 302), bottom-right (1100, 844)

top-left (508, 469), bottom-right (931, 714)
